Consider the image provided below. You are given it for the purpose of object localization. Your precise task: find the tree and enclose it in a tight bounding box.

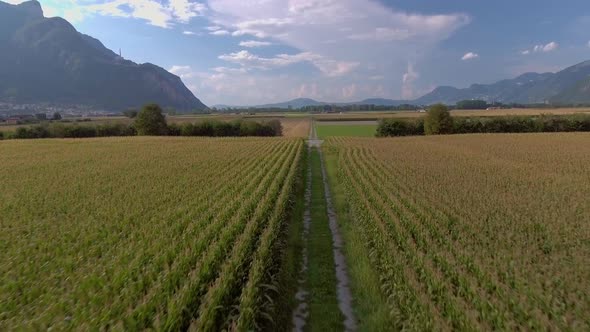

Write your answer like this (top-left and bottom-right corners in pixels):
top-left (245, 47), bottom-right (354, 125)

top-left (424, 103), bottom-right (453, 135)
top-left (52, 112), bottom-right (62, 121)
top-left (122, 109), bottom-right (138, 118)
top-left (134, 104), bottom-right (168, 136)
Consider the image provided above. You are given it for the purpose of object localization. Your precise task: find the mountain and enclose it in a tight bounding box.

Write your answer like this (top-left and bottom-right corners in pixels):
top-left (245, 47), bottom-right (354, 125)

top-left (0, 1), bottom-right (207, 112)
top-left (415, 61), bottom-right (590, 105)
top-left (214, 98), bottom-right (410, 110)
top-left (256, 98), bottom-right (326, 109)
top-left (356, 98), bottom-right (408, 106)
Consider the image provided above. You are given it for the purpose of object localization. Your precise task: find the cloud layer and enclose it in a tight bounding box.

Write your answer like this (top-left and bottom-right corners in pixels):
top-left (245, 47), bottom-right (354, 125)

top-left (201, 0), bottom-right (469, 103)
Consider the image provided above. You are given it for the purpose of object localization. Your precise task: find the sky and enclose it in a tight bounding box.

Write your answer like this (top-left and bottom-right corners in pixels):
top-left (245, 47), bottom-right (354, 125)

top-left (6, 0), bottom-right (590, 106)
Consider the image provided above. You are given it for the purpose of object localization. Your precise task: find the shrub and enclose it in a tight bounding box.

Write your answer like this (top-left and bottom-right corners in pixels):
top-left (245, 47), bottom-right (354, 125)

top-left (167, 123), bottom-right (182, 136)
top-left (212, 121), bottom-right (240, 137)
top-left (134, 104), bottom-right (168, 136)
top-left (424, 104), bottom-right (453, 135)
top-left (265, 120), bottom-right (283, 136)
top-left (178, 120), bottom-right (281, 137)
top-left (63, 126), bottom-right (97, 138)
top-left (0, 131), bottom-right (4, 140)
top-left (377, 118), bottom-right (424, 137)
top-left (13, 126), bottom-right (50, 139)
top-left (96, 124), bottom-right (136, 137)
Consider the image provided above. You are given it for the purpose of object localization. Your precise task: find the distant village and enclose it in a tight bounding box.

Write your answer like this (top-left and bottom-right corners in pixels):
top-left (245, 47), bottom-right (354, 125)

top-left (0, 102), bottom-right (119, 125)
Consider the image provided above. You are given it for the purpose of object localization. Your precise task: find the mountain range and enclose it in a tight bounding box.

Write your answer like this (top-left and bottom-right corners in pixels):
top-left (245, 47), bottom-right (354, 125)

top-left (212, 98), bottom-right (411, 110)
top-left (215, 60), bottom-right (590, 109)
top-left (0, 0), bottom-right (207, 112)
top-left (415, 61), bottom-right (590, 105)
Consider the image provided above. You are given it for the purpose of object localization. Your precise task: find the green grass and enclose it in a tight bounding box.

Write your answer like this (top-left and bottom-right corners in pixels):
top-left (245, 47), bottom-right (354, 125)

top-left (306, 147), bottom-right (344, 331)
top-left (315, 124), bottom-right (377, 138)
top-left (323, 150), bottom-right (392, 331)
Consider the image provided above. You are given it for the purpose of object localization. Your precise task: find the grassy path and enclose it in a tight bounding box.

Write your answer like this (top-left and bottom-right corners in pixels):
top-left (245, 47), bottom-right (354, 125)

top-left (306, 147), bottom-right (345, 331)
top-left (291, 120), bottom-right (357, 331)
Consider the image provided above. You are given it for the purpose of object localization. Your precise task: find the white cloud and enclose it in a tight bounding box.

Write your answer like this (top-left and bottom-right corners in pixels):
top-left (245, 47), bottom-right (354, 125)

top-left (461, 52), bottom-right (479, 60)
top-left (523, 41), bottom-right (559, 55)
top-left (210, 29), bottom-right (230, 36)
top-left (348, 27), bottom-right (412, 41)
top-left (218, 50), bottom-right (358, 77)
top-left (183, 30), bottom-right (196, 35)
top-left (342, 84), bottom-right (357, 99)
top-left (239, 40), bottom-right (273, 48)
top-left (205, 0), bottom-right (469, 102)
top-left (11, 0), bottom-right (208, 28)
top-left (4, 0), bottom-right (77, 20)
top-left (168, 65), bottom-right (194, 78)
top-left (534, 41), bottom-right (558, 52)
top-left (212, 67), bottom-right (248, 74)
top-left (402, 63), bottom-right (419, 99)
top-left (587, 40), bottom-right (590, 48)
top-left (85, 0), bottom-right (207, 28)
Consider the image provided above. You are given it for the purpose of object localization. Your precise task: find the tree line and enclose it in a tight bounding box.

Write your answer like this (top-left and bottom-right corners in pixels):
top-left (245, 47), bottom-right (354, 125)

top-left (377, 104), bottom-right (590, 137)
top-left (1, 104), bottom-right (282, 139)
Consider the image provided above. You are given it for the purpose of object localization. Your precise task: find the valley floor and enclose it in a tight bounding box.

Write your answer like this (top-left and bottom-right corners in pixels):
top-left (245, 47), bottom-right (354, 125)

top-left (1, 130), bottom-right (589, 330)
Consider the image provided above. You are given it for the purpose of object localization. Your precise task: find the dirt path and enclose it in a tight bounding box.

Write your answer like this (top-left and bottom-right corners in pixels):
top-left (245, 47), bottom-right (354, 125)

top-left (291, 120), bottom-right (356, 331)
top-left (291, 145), bottom-right (312, 331)
top-left (318, 148), bottom-right (357, 331)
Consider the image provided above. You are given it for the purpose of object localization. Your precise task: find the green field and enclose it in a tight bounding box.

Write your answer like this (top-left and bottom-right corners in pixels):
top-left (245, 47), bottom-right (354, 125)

top-left (325, 133), bottom-right (590, 330)
top-left (315, 124), bottom-right (377, 138)
top-left (1, 132), bottom-right (589, 331)
top-left (0, 137), bottom-right (304, 331)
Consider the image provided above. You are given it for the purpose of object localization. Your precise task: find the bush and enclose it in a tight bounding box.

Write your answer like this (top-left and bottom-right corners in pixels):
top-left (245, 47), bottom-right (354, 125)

top-left (265, 120), bottom-right (283, 136)
top-left (167, 123), bottom-right (182, 136)
top-left (378, 114), bottom-right (590, 137)
top-left (178, 120), bottom-right (281, 137)
top-left (134, 104), bottom-right (168, 136)
top-left (0, 131), bottom-right (4, 140)
top-left (13, 126), bottom-right (50, 139)
top-left (424, 104), bottom-right (453, 135)
top-left (5, 116), bottom-right (285, 140)
top-left (377, 118), bottom-right (424, 137)
top-left (63, 126), bottom-right (97, 138)
top-left (96, 124), bottom-right (136, 137)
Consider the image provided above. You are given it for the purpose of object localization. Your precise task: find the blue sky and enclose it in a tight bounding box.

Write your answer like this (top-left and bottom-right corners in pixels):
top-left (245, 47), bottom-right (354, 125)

top-left (7, 0), bottom-right (590, 106)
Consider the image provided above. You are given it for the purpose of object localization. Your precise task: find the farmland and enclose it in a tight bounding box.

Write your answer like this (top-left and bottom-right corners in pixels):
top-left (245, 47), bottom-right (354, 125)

top-left (2, 126), bottom-right (590, 331)
top-left (315, 121), bottom-right (377, 138)
top-left (0, 137), bottom-right (303, 330)
top-left (324, 133), bottom-right (590, 330)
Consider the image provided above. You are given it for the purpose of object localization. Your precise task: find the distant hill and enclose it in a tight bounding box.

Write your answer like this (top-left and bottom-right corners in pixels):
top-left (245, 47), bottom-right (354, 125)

top-left (256, 98), bottom-right (327, 109)
top-left (355, 98), bottom-right (408, 106)
top-left (0, 0), bottom-right (207, 112)
top-left (214, 98), bottom-right (409, 110)
top-left (415, 61), bottom-right (590, 105)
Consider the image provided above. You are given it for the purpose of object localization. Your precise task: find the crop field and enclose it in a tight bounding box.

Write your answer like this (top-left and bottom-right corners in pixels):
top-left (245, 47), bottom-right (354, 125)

top-left (315, 123), bottom-right (377, 138)
top-left (325, 133), bottom-right (590, 330)
top-left (0, 137), bottom-right (303, 330)
top-left (311, 107), bottom-right (590, 121)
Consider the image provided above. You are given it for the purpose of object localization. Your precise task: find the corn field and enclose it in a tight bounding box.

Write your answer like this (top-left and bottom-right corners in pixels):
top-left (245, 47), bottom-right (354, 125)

top-left (0, 137), bottom-right (303, 331)
top-left (326, 133), bottom-right (590, 330)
